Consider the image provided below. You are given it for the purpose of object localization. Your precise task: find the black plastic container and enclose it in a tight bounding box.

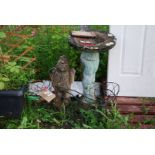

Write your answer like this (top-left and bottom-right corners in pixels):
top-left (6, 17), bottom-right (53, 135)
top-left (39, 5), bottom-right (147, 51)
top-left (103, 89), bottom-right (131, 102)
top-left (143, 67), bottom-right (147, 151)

top-left (0, 86), bottom-right (26, 118)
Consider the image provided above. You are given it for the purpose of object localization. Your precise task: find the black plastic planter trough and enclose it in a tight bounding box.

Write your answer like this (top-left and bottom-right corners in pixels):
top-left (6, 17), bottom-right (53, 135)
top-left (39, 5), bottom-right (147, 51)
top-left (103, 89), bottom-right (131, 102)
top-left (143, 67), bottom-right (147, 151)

top-left (0, 86), bottom-right (27, 118)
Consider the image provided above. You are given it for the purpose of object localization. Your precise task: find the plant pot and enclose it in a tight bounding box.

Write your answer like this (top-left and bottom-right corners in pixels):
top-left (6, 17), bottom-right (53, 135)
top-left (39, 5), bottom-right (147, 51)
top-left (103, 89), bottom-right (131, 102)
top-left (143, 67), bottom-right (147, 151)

top-left (0, 86), bottom-right (27, 118)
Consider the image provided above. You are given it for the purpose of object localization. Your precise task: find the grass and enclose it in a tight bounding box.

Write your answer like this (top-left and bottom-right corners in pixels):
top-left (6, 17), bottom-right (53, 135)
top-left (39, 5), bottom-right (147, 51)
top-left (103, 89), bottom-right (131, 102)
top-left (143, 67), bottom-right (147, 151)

top-left (0, 100), bottom-right (133, 129)
top-left (141, 97), bottom-right (155, 102)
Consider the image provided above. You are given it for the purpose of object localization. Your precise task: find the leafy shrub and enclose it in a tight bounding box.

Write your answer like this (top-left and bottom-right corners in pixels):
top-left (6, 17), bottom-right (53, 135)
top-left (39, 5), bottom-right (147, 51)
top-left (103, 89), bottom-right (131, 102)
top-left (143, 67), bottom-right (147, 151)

top-left (31, 26), bottom-right (81, 80)
top-left (35, 25), bottom-right (109, 81)
top-left (0, 25), bottom-right (109, 81)
top-left (0, 61), bottom-right (34, 90)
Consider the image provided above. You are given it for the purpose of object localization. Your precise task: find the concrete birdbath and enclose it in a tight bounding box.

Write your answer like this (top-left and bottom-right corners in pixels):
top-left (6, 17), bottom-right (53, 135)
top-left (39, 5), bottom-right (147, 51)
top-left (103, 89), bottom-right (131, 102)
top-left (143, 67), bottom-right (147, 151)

top-left (69, 26), bottom-right (116, 104)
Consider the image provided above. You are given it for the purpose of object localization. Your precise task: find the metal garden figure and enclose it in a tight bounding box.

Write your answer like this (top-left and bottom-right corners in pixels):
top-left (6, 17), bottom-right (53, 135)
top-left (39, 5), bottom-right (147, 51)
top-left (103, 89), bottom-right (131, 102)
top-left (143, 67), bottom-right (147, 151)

top-left (50, 55), bottom-right (75, 108)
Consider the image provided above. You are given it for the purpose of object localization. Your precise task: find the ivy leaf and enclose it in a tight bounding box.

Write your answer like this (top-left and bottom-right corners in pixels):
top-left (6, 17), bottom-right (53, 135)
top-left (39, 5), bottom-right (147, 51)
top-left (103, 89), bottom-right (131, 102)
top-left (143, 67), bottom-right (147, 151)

top-left (1, 77), bottom-right (10, 82)
top-left (10, 67), bottom-right (20, 73)
top-left (8, 62), bottom-right (16, 66)
top-left (0, 82), bottom-right (5, 90)
top-left (0, 32), bottom-right (6, 38)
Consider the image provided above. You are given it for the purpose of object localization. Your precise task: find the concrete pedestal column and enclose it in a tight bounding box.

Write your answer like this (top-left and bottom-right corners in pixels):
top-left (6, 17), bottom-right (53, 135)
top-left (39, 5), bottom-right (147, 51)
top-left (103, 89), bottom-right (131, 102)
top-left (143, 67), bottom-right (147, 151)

top-left (80, 51), bottom-right (99, 103)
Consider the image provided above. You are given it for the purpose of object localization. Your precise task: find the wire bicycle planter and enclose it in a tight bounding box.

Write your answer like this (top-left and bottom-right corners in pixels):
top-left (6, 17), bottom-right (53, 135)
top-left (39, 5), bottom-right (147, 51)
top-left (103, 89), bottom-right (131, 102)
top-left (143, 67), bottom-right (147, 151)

top-left (101, 82), bottom-right (120, 106)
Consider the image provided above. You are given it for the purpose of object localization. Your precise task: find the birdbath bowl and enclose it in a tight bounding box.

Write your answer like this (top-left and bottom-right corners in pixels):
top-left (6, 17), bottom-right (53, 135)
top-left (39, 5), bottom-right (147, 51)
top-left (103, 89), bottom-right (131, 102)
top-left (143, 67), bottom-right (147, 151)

top-left (69, 30), bottom-right (116, 104)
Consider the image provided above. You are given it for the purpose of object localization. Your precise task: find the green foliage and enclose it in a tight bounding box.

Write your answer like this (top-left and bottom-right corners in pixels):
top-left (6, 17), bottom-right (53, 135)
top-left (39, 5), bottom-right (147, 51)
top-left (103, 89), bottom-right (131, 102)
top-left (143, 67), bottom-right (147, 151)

top-left (33, 26), bottom-right (81, 80)
top-left (0, 25), bottom-right (109, 81)
top-left (0, 101), bottom-right (133, 129)
top-left (0, 32), bottom-right (6, 39)
top-left (0, 25), bottom-right (120, 129)
top-left (77, 105), bottom-right (131, 129)
top-left (97, 52), bottom-right (108, 80)
top-left (0, 61), bottom-right (34, 90)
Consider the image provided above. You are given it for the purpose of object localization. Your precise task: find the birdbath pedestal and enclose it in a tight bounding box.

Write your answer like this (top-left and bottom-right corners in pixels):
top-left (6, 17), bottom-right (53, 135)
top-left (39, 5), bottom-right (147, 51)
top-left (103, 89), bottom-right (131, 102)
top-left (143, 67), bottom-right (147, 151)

top-left (69, 29), bottom-right (116, 104)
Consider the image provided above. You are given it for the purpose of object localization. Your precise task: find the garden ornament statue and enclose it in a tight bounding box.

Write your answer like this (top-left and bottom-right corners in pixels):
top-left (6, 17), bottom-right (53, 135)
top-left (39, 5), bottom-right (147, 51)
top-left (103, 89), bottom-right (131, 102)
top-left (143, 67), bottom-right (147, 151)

top-left (69, 25), bottom-right (116, 104)
top-left (50, 55), bottom-right (75, 108)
